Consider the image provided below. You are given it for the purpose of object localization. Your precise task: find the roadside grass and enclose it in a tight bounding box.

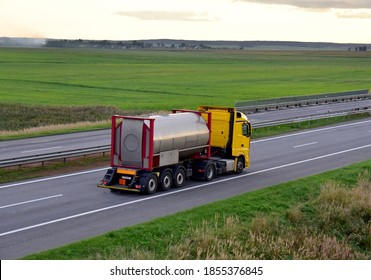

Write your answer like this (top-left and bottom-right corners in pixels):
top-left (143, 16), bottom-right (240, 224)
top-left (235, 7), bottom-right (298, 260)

top-left (0, 103), bottom-right (132, 130)
top-left (23, 160), bottom-right (371, 260)
top-left (0, 103), bottom-right (147, 140)
top-left (0, 103), bottom-right (123, 131)
top-left (0, 120), bottom-right (110, 141)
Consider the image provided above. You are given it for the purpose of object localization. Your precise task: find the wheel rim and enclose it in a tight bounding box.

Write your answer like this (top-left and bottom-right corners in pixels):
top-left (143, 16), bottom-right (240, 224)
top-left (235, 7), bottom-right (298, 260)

top-left (174, 169), bottom-right (185, 186)
top-left (163, 173), bottom-right (172, 189)
top-left (236, 158), bottom-right (244, 173)
top-left (148, 178), bottom-right (157, 192)
top-left (206, 165), bottom-right (214, 180)
top-left (176, 173), bottom-right (184, 185)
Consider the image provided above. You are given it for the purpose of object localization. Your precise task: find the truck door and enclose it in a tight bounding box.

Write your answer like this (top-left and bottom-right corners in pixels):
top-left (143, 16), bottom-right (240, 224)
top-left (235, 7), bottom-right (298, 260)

top-left (232, 120), bottom-right (251, 168)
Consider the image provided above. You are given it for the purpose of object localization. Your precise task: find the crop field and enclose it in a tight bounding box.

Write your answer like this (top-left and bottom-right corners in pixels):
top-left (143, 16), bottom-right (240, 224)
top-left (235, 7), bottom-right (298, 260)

top-left (1, 47), bottom-right (371, 132)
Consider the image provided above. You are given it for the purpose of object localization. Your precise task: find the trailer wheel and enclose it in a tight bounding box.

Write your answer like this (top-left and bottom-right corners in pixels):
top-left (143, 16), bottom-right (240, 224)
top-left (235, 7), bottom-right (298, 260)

top-left (144, 173), bottom-right (158, 194)
top-left (173, 167), bottom-right (186, 188)
top-left (159, 169), bottom-right (173, 191)
top-left (205, 163), bottom-right (215, 181)
top-left (235, 157), bottom-right (244, 174)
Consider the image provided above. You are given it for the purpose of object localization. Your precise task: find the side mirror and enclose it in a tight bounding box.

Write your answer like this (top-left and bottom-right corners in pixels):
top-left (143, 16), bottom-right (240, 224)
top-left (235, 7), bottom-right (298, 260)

top-left (242, 122), bottom-right (252, 137)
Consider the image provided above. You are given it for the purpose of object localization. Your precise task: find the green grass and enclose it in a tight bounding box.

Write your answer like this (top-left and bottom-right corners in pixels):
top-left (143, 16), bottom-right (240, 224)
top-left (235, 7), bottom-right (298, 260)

top-left (0, 103), bottom-right (125, 131)
top-left (1, 47), bottom-right (370, 138)
top-left (23, 159), bottom-right (371, 260)
top-left (1, 48), bottom-right (371, 111)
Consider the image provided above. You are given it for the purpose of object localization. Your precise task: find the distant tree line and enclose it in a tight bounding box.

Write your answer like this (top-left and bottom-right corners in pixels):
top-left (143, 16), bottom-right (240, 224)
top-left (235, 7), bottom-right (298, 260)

top-left (44, 39), bottom-right (153, 49)
top-left (41, 39), bottom-right (370, 51)
top-left (44, 39), bottom-right (211, 50)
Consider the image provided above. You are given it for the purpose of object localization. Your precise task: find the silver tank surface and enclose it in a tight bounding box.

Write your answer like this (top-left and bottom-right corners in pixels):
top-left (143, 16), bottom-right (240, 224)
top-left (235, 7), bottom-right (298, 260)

top-left (119, 112), bottom-right (209, 168)
top-left (152, 112), bottom-right (209, 155)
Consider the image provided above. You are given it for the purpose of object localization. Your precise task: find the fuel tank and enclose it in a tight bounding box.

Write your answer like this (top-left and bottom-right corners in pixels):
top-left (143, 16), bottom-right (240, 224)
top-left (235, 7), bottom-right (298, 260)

top-left (116, 112), bottom-right (210, 169)
top-left (152, 112), bottom-right (209, 154)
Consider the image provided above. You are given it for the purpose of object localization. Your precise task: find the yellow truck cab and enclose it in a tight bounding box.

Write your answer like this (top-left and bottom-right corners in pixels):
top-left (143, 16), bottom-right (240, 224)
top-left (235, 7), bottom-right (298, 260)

top-left (197, 106), bottom-right (251, 173)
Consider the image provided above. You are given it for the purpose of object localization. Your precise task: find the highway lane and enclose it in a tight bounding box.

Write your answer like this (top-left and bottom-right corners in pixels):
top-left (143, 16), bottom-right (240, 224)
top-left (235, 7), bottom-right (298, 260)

top-left (1, 99), bottom-right (370, 160)
top-left (0, 130), bottom-right (109, 160)
top-left (0, 118), bottom-right (370, 259)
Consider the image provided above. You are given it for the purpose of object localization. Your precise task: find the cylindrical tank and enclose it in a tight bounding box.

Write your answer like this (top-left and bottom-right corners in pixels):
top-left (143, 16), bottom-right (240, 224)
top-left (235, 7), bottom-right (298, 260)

top-left (119, 112), bottom-right (209, 168)
top-left (152, 112), bottom-right (209, 158)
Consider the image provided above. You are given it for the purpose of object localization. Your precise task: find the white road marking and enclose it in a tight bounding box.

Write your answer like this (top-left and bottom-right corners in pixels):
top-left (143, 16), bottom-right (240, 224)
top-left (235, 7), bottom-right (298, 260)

top-left (252, 119), bottom-right (371, 144)
top-left (1, 143), bottom-right (370, 237)
top-left (316, 110), bottom-right (330, 114)
top-left (0, 168), bottom-right (108, 190)
top-left (0, 194), bottom-right (63, 210)
top-left (294, 142), bottom-right (318, 148)
top-left (38, 140), bottom-right (54, 143)
top-left (21, 146), bottom-right (63, 154)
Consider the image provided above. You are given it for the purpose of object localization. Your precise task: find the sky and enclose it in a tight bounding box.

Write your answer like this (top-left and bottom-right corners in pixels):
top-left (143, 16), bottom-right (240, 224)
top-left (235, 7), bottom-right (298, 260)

top-left (1, 0), bottom-right (371, 43)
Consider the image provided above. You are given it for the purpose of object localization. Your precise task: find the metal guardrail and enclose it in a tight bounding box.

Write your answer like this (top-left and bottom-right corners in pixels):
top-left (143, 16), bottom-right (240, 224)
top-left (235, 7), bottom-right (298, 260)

top-left (252, 109), bottom-right (371, 128)
top-left (236, 89), bottom-right (370, 113)
top-left (1, 96), bottom-right (370, 169)
top-left (0, 146), bottom-right (110, 168)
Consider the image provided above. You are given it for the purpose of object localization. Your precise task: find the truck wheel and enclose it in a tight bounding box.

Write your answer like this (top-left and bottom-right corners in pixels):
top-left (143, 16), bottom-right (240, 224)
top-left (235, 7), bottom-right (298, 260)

top-left (235, 157), bottom-right (244, 174)
top-left (173, 167), bottom-right (186, 188)
top-left (144, 174), bottom-right (158, 194)
top-left (205, 163), bottom-right (215, 181)
top-left (159, 169), bottom-right (173, 191)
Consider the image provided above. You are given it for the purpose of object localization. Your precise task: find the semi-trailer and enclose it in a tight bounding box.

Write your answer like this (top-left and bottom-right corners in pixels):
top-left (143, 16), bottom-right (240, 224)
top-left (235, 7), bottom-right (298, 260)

top-left (97, 106), bottom-right (252, 194)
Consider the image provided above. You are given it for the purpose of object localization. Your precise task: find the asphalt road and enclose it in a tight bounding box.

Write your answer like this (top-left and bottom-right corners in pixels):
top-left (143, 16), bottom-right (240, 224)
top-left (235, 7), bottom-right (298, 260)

top-left (1, 99), bottom-right (370, 160)
top-left (0, 118), bottom-right (370, 259)
top-left (0, 129), bottom-right (109, 160)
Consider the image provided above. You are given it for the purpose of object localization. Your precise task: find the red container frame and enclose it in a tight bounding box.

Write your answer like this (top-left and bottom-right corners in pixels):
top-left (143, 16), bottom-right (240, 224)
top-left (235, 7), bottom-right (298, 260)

top-left (110, 110), bottom-right (211, 170)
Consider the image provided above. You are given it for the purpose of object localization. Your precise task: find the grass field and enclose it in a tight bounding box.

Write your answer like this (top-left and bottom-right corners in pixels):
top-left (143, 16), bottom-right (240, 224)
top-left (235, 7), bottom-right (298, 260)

top-left (23, 160), bottom-right (371, 260)
top-left (1, 47), bottom-right (370, 134)
top-left (1, 48), bottom-right (371, 110)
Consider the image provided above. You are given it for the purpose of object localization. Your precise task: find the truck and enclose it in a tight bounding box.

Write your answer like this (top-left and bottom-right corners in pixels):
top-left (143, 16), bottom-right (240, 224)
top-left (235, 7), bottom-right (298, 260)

top-left (97, 106), bottom-right (252, 194)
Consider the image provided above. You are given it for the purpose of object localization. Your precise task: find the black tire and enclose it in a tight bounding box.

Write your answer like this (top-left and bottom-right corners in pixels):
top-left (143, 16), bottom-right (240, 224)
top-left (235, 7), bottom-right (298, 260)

top-left (205, 163), bottom-right (215, 181)
top-left (144, 173), bottom-right (158, 194)
top-left (235, 157), bottom-right (244, 174)
top-left (173, 167), bottom-right (186, 188)
top-left (159, 169), bottom-right (173, 191)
